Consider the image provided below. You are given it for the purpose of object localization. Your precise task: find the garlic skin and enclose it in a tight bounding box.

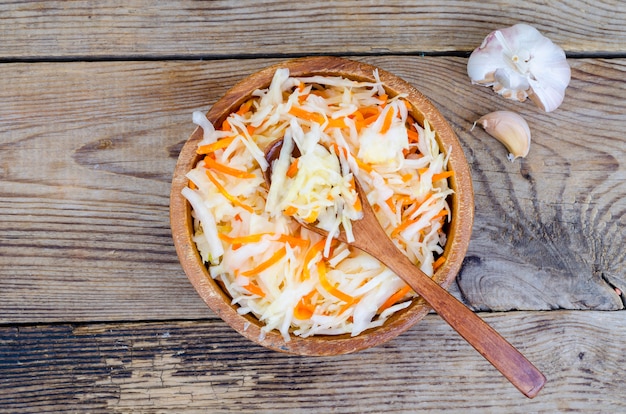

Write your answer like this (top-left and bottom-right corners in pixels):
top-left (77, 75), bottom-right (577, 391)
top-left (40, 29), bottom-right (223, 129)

top-left (475, 111), bottom-right (531, 161)
top-left (467, 24), bottom-right (571, 112)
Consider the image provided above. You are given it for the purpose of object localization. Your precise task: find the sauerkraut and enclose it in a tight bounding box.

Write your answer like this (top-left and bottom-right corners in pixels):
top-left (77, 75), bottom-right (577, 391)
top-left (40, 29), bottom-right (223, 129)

top-left (182, 68), bottom-right (453, 341)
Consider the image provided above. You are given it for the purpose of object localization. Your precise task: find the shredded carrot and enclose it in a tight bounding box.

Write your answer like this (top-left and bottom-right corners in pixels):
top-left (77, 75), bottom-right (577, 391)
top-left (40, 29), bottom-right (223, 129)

top-left (418, 167), bottom-right (429, 175)
top-left (355, 157), bottom-right (373, 173)
top-left (236, 99), bottom-right (254, 116)
top-left (431, 171), bottom-right (454, 182)
top-left (432, 209), bottom-right (449, 220)
top-left (196, 136), bottom-right (235, 155)
top-left (205, 170), bottom-right (254, 213)
top-left (391, 215), bottom-right (419, 238)
top-left (378, 285), bottom-right (412, 314)
top-left (293, 290), bottom-right (317, 320)
top-left (385, 198), bottom-right (396, 214)
top-left (221, 119), bottom-right (231, 131)
top-left (241, 247), bottom-right (287, 277)
top-left (288, 106), bottom-right (325, 124)
top-left (401, 173), bottom-right (413, 182)
top-left (302, 239), bottom-right (325, 281)
top-left (317, 261), bottom-right (354, 303)
top-left (188, 180), bottom-right (197, 190)
top-left (204, 156), bottom-right (256, 179)
top-left (246, 124), bottom-right (256, 135)
top-left (219, 232), bottom-right (309, 249)
top-left (378, 93), bottom-right (388, 103)
top-left (284, 205), bottom-right (298, 216)
top-left (433, 256), bottom-right (446, 271)
top-left (243, 282), bottom-right (265, 297)
top-left (286, 158), bottom-right (299, 178)
top-left (302, 209), bottom-right (319, 223)
top-left (325, 117), bottom-right (347, 130)
top-left (380, 107), bottom-right (395, 134)
top-left (407, 129), bottom-right (419, 143)
top-left (353, 195), bottom-right (362, 212)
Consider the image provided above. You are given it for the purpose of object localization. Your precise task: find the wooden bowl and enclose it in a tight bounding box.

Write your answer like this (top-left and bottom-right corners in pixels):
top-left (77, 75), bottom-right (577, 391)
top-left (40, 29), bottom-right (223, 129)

top-left (170, 56), bottom-right (474, 356)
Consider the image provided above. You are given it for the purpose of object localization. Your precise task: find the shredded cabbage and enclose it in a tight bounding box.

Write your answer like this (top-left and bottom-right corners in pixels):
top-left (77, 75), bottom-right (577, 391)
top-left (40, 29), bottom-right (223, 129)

top-left (183, 69), bottom-right (453, 341)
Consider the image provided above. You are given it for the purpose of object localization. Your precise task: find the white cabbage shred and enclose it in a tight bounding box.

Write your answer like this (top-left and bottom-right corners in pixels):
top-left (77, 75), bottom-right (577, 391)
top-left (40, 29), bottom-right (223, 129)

top-left (182, 69), bottom-right (453, 341)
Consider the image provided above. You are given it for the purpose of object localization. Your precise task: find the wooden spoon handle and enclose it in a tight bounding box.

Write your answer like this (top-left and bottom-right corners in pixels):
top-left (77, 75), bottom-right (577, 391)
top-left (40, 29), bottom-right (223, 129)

top-left (385, 250), bottom-right (546, 398)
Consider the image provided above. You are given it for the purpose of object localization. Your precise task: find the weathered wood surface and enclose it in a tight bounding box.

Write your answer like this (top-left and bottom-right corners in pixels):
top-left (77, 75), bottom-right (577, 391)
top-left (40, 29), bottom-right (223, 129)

top-left (1, 0), bottom-right (625, 59)
top-left (1, 57), bottom-right (624, 323)
top-left (1, 311), bottom-right (625, 413)
top-left (1, 0), bottom-right (625, 411)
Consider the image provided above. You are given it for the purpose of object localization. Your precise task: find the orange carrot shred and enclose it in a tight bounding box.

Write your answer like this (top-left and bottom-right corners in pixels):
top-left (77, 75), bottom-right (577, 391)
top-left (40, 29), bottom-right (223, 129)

top-left (317, 261), bottom-right (354, 303)
top-left (433, 256), bottom-right (446, 271)
top-left (204, 156), bottom-right (256, 179)
top-left (205, 170), bottom-right (254, 213)
top-left (236, 99), bottom-right (254, 115)
top-left (241, 247), bottom-right (287, 277)
top-left (196, 136), bottom-right (235, 154)
top-left (431, 171), bottom-right (454, 182)
top-left (378, 285), bottom-right (412, 314)
top-left (286, 158), bottom-right (299, 178)
top-left (288, 106), bottom-right (325, 124)
top-left (243, 282), bottom-right (265, 298)
top-left (380, 107), bottom-right (395, 134)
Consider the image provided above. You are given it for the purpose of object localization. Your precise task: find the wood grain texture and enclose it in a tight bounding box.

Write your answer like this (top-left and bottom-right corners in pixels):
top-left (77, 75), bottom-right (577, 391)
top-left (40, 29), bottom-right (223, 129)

top-left (1, 56), bottom-right (624, 323)
top-left (1, 0), bottom-right (625, 59)
top-left (1, 311), bottom-right (624, 412)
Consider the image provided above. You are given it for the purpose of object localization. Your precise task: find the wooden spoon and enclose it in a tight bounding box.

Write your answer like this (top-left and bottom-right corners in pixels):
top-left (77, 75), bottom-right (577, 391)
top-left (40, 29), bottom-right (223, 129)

top-left (264, 139), bottom-right (546, 398)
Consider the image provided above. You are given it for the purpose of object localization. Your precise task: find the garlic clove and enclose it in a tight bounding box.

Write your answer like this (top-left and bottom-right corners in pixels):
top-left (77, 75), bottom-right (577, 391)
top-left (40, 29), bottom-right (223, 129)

top-left (467, 24), bottom-right (570, 112)
top-left (475, 111), bottom-right (531, 161)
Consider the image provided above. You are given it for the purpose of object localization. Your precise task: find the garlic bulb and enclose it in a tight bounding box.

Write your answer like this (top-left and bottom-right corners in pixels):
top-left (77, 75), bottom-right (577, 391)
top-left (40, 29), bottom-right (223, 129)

top-left (467, 24), bottom-right (571, 112)
top-left (475, 111), bottom-right (531, 161)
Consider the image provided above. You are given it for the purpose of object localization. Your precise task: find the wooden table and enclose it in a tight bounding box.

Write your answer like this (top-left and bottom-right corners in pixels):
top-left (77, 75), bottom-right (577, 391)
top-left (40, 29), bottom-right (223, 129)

top-left (1, 1), bottom-right (625, 412)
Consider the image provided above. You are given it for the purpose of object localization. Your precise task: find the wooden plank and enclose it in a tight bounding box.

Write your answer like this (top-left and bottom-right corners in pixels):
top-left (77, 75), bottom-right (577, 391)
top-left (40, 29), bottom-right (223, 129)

top-left (0, 57), bottom-right (624, 323)
top-left (1, 0), bottom-right (625, 59)
top-left (0, 311), bottom-right (624, 412)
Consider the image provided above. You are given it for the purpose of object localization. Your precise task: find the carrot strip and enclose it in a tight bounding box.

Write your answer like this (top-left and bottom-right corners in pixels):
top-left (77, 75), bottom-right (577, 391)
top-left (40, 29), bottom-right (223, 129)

top-left (284, 205), bottom-right (298, 216)
top-left (196, 136), bottom-right (235, 154)
top-left (243, 282), bottom-right (265, 298)
top-left (286, 158), bottom-right (299, 178)
top-left (219, 232), bottom-right (309, 249)
top-left (317, 261), bottom-right (354, 303)
top-left (407, 129), bottom-right (419, 143)
top-left (433, 256), bottom-right (446, 271)
top-left (385, 198), bottom-right (396, 214)
top-left (301, 240), bottom-right (325, 280)
top-left (380, 107), bottom-right (395, 134)
top-left (236, 99), bottom-right (254, 115)
top-left (432, 209), bottom-right (449, 220)
top-left (241, 247), bottom-right (287, 277)
top-left (325, 117), bottom-right (347, 130)
top-left (391, 215), bottom-right (419, 238)
top-left (378, 285), bottom-right (412, 314)
top-left (294, 290), bottom-right (317, 320)
top-left (288, 106), bottom-right (325, 124)
top-left (205, 170), bottom-right (254, 213)
top-left (221, 119), bottom-right (231, 131)
top-left (204, 156), bottom-right (256, 179)
top-left (431, 170), bottom-right (454, 182)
